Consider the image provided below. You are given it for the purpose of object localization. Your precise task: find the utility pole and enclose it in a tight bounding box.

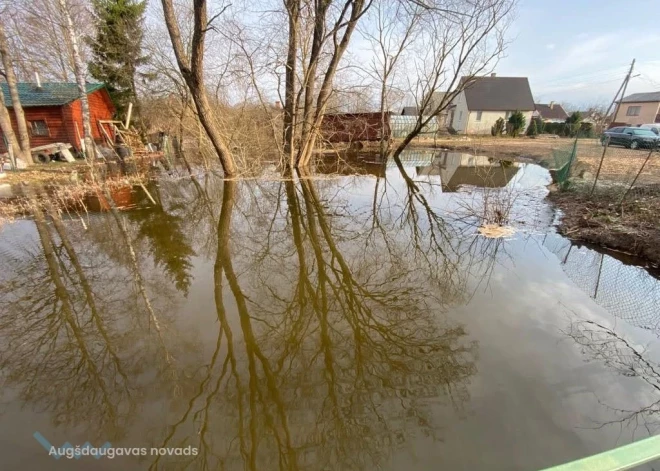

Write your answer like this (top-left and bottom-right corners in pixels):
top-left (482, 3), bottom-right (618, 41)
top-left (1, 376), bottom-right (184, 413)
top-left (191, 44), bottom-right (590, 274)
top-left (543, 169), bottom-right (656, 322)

top-left (608, 59), bottom-right (635, 125)
top-left (591, 59), bottom-right (635, 196)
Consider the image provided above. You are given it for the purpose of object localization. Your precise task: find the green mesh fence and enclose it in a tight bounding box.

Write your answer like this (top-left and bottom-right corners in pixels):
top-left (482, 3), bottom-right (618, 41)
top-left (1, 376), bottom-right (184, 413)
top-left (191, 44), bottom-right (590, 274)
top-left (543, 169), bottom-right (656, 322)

top-left (550, 138), bottom-right (578, 188)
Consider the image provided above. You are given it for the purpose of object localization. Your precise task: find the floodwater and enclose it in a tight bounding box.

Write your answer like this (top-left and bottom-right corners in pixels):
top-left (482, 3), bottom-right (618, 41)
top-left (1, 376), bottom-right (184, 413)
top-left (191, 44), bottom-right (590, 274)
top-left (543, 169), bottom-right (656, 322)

top-left (1, 151), bottom-right (660, 470)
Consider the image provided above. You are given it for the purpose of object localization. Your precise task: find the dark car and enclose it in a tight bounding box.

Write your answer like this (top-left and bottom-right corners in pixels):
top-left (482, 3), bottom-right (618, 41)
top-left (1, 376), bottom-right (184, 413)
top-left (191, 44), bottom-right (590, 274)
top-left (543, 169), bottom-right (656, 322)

top-left (601, 127), bottom-right (660, 150)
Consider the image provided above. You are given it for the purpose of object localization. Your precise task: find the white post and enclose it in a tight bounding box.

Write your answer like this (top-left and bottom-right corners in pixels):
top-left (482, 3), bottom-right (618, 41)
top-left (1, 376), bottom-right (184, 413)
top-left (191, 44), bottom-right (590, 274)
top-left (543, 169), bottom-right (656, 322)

top-left (125, 102), bottom-right (133, 129)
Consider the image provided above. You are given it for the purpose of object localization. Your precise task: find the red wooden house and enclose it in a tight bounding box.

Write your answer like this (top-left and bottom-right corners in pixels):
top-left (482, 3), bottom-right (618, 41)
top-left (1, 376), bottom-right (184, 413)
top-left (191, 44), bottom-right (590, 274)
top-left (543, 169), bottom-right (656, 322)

top-left (0, 82), bottom-right (115, 154)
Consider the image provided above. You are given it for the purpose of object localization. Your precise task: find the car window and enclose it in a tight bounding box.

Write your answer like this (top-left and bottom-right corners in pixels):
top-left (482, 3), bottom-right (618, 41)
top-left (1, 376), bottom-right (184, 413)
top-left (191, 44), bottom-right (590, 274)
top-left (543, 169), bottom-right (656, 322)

top-left (633, 129), bottom-right (657, 136)
top-left (608, 127), bottom-right (622, 132)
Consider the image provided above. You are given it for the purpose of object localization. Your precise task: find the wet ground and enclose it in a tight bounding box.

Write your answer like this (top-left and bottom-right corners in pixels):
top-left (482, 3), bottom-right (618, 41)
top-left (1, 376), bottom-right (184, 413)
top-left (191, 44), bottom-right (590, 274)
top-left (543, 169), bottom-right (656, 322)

top-left (1, 152), bottom-right (660, 470)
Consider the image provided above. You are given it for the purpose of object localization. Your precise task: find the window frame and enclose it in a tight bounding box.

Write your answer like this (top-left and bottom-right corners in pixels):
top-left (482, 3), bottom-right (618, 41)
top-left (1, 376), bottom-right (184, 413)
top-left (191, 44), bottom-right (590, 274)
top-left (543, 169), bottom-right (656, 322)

top-left (29, 120), bottom-right (50, 137)
top-left (626, 106), bottom-right (641, 117)
top-left (475, 111), bottom-right (483, 121)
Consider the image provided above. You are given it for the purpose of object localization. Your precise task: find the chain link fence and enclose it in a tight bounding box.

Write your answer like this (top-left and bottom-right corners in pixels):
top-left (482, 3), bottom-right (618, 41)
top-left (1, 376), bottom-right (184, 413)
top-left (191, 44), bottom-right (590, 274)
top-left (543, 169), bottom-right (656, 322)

top-left (553, 133), bottom-right (660, 203)
top-left (543, 234), bottom-right (660, 332)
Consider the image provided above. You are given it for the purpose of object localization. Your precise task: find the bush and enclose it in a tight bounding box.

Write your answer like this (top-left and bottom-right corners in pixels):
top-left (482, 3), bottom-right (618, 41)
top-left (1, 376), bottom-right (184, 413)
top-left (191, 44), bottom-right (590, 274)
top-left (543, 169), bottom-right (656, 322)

top-left (526, 119), bottom-right (538, 137)
top-left (542, 122), bottom-right (568, 136)
top-left (491, 117), bottom-right (505, 137)
top-left (507, 110), bottom-right (526, 137)
top-left (565, 111), bottom-right (582, 137)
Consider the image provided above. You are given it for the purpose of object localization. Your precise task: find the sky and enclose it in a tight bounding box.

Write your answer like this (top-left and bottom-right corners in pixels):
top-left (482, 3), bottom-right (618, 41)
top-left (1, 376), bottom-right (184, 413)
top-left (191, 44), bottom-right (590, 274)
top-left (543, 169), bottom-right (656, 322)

top-left (497, 0), bottom-right (660, 107)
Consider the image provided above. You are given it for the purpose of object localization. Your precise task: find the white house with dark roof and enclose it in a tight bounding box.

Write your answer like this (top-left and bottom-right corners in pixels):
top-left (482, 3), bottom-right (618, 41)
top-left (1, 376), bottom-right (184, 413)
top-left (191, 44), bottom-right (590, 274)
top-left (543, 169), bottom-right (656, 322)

top-left (613, 92), bottom-right (660, 126)
top-left (449, 74), bottom-right (535, 134)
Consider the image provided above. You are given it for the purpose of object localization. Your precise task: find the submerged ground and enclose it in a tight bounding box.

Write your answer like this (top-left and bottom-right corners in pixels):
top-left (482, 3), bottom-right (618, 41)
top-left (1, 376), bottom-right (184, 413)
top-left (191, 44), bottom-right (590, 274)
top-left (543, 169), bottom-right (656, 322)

top-left (1, 153), bottom-right (660, 470)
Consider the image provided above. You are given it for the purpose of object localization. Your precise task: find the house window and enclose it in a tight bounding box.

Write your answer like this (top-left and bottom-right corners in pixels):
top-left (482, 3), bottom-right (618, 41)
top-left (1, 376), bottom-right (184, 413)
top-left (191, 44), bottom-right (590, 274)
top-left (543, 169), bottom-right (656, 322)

top-left (30, 120), bottom-right (49, 137)
top-left (458, 111), bottom-right (463, 121)
top-left (626, 106), bottom-right (641, 117)
top-left (505, 111), bottom-right (513, 120)
top-left (475, 111), bottom-right (483, 121)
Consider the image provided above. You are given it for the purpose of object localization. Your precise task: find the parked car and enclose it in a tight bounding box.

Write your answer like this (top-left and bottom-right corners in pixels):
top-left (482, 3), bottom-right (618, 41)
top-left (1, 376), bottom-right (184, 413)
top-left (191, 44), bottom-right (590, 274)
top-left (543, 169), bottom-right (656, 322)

top-left (639, 124), bottom-right (660, 135)
top-left (601, 127), bottom-right (660, 149)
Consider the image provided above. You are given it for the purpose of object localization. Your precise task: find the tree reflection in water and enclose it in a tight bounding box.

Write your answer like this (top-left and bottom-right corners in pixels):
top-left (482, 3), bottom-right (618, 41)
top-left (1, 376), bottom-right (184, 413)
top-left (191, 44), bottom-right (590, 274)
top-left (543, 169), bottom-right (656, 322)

top-left (0, 167), bottom-right (511, 470)
top-left (153, 172), bottom-right (478, 470)
top-left (0, 193), bottom-right (194, 440)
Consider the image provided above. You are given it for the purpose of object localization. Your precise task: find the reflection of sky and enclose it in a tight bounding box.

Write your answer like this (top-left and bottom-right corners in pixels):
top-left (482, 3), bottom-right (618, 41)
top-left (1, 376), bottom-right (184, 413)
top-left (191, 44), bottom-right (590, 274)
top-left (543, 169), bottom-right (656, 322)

top-left (2, 166), bottom-right (660, 470)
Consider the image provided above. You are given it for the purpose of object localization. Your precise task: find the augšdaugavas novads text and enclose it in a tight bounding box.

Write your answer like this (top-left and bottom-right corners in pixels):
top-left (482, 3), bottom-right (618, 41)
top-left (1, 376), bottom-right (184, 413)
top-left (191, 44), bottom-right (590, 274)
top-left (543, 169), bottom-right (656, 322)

top-left (48, 445), bottom-right (199, 459)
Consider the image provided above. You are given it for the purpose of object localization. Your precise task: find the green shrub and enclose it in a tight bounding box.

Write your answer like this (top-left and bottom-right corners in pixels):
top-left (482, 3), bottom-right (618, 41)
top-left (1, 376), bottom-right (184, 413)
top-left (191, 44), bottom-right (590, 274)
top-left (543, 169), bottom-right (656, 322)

top-left (526, 119), bottom-right (538, 136)
top-left (491, 117), bottom-right (505, 137)
top-left (507, 110), bottom-right (526, 137)
top-left (565, 111), bottom-right (582, 137)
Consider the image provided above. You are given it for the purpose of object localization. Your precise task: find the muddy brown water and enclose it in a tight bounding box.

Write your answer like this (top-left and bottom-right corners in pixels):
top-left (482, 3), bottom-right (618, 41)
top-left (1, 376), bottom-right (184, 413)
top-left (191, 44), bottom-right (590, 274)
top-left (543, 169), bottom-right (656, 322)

top-left (1, 152), bottom-right (660, 470)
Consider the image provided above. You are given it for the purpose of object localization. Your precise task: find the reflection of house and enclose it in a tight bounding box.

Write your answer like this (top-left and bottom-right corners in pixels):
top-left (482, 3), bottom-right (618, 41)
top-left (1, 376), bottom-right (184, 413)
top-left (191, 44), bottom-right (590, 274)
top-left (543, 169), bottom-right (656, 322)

top-left (449, 75), bottom-right (535, 135)
top-left (613, 92), bottom-right (660, 126)
top-left (534, 102), bottom-right (568, 123)
top-left (416, 152), bottom-right (520, 192)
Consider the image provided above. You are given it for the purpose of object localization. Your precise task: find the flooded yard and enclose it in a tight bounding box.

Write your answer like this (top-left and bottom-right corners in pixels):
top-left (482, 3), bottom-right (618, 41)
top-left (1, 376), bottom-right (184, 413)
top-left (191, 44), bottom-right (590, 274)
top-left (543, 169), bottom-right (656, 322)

top-left (1, 152), bottom-right (660, 470)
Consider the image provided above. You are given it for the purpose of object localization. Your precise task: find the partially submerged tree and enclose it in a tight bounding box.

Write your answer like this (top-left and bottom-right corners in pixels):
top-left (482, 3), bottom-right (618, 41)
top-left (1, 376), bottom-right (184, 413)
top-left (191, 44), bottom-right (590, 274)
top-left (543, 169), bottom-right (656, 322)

top-left (0, 19), bottom-right (31, 165)
top-left (88, 0), bottom-right (148, 119)
top-left (282, 0), bottom-right (374, 168)
top-left (159, 0), bottom-right (236, 176)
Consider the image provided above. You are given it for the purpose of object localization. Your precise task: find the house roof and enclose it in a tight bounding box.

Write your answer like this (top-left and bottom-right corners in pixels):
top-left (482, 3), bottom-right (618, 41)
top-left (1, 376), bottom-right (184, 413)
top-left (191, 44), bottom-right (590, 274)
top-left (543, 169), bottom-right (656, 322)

top-left (535, 103), bottom-right (568, 121)
top-left (621, 91), bottom-right (660, 103)
top-left (460, 76), bottom-right (534, 111)
top-left (1, 82), bottom-right (106, 107)
top-left (401, 106), bottom-right (419, 116)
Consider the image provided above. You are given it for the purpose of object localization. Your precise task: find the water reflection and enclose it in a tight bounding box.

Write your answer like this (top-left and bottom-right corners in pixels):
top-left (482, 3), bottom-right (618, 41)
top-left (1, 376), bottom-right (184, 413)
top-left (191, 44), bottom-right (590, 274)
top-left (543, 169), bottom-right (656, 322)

top-left (0, 169), bottom-right (485, 470)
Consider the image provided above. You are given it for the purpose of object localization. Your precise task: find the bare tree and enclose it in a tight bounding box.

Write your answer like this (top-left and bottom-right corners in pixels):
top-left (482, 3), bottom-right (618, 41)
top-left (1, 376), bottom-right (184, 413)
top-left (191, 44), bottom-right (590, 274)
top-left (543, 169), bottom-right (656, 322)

top-left (0, 91), bottom-right (20, 166)
top-left (58, 0), bottom-right (96, 160)
top-left (388, 0), bottom-right (515, 164)
top-left (7, 0), bottom-right (92, 82)
top-left (0, 19), bottom-right (31, 165)
top-left (360, 0), bottom-right (422, 156)
top-left (282, 0), bottom-right (374, 168)
top-left (160, 0), bottom-right (237, 176)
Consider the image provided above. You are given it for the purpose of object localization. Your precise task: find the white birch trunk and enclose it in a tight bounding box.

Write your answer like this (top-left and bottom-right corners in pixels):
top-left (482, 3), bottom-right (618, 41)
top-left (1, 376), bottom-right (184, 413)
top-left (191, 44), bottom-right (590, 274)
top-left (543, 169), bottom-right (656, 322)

top-left (58, 0), bottom-right (95, 160)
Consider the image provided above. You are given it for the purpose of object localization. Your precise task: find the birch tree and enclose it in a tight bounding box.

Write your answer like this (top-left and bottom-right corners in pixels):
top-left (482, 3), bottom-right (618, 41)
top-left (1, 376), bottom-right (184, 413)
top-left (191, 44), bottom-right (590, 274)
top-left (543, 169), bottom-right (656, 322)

top-left (0, 20), bottom-right (31, 165)
top-left (58, 0), bottom-right (96, 160)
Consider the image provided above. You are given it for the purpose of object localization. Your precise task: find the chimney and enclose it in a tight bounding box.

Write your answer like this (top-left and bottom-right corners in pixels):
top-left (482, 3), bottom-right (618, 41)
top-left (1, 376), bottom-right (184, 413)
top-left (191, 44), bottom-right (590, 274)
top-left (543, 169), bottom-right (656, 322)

top-left (549, 101), bottom-right (554, 110)
top-left (490, 73), bottom-right (496, 77)
top-left (34, 72), bottom-right (41, 89)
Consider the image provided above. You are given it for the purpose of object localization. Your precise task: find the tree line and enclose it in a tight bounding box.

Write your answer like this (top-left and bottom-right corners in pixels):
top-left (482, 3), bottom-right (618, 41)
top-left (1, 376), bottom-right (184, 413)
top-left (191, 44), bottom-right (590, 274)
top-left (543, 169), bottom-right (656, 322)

top-left (0, 0), bottom-right (517, 175)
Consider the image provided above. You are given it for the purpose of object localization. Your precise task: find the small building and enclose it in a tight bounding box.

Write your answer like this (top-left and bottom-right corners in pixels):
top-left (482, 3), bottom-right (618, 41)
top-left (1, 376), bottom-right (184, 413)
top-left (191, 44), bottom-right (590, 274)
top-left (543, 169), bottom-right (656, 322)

top-left (449, 75), bottom-right (535, 134)
top-left (0, 82), bottom-right (115, 154)
top-left (534, 102), bottom-right (568, 123)
top-left (613, 92), bottom-right (660, 126)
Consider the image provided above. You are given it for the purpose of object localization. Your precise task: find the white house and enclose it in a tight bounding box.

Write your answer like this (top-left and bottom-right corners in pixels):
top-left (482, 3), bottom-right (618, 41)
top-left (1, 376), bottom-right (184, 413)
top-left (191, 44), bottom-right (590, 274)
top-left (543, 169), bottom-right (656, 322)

top-left (449, 75), bottom-right (535, 135)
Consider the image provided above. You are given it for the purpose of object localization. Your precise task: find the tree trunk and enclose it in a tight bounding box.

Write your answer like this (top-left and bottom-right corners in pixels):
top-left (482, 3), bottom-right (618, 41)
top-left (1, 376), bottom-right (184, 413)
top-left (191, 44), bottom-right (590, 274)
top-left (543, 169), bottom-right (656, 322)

top-left (160, 0), bottom-right (236, 176)
top-left (295, 0), bottom-right (369, 167)
top-left (59, 0), bottom-right (96, 160)
top-left (0, 92), bottom-right (21, 167)
top-left (0, 21), bottom-right (31, 165)
top-left (282, 0), bottom-right (300, 166)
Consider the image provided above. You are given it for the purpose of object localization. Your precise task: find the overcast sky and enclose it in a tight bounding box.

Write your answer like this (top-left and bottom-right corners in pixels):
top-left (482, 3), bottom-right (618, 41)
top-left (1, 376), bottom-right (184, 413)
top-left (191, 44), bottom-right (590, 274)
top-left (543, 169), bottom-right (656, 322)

top-left (497, 0), bottom-right (660, 107)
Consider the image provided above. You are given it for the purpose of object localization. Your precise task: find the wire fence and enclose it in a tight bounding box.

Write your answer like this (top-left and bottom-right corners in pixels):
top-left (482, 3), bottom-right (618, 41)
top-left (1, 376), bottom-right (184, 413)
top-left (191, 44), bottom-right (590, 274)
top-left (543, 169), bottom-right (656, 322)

top-left (543, 234), bottom-right (660, 332)
top-left (553, 134), bottom-right (660, 203)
